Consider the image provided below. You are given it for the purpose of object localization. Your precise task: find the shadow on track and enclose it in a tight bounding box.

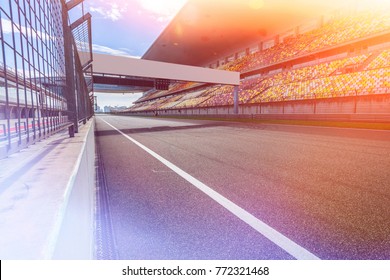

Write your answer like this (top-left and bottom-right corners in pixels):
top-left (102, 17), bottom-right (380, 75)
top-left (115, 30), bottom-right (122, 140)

top-left (95, 123), bottom-right (225, 137)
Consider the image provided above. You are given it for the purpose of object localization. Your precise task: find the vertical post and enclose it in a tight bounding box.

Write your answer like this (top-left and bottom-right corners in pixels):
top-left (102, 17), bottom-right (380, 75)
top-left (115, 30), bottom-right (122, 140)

top-left (94, 96), bottom-right (98, 112)
top-left (7, 4), bottom-right (22, 145)
top-left (258, 42), bottom-right (264, 52)
top-left (62, 1), bottom-right (79, 133)
top-left (233, 85), bottom-right (239, 115)
top-left (0, 12), bottom-right (12, 150)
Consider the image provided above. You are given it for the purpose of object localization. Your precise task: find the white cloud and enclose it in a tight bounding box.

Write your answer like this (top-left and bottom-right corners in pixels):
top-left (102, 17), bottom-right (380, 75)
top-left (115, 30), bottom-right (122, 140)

top-left (87, 0), bottom-right (129, 21)
top-left (92, 43), bottom-right (140, 58)
top-left (1, 18), bottom-right (52, 42)
top-left (1, 18), bottom-right (13, 34)
top-left (86, 0), bottom-right (186, 23)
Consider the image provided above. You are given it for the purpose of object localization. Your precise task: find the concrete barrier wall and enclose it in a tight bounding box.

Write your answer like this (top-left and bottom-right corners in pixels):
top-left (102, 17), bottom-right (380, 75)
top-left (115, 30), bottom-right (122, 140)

top-left (126, 94), bottom-right (390, 122)
top-left (0, 118), bottom-right (96, 259)
top-left (52, 119), bottom-right (96, 259)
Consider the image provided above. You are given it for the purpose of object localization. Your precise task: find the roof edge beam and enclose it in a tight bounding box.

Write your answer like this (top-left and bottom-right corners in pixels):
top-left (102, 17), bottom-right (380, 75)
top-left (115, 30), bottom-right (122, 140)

top-left (70, 13), bottom-right (92, 30)
top-left (66, 0), bottom-right (84, 11)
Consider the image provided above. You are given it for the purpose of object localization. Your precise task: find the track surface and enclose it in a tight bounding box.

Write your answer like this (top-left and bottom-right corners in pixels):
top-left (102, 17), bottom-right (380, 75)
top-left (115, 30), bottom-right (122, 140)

top-left (95, 115), bottom-right (390, 260)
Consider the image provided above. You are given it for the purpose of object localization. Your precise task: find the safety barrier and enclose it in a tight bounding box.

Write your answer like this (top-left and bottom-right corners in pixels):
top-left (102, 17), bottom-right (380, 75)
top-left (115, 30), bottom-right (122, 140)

top-left (0, 118), bottom-right (95, 259)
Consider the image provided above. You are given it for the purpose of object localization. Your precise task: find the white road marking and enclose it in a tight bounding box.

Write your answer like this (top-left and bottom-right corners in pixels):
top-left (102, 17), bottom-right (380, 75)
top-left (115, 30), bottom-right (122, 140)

top-left (152, 169), bottom-right (173, 173)
top-left (99, 117), bottom-right (320, 260)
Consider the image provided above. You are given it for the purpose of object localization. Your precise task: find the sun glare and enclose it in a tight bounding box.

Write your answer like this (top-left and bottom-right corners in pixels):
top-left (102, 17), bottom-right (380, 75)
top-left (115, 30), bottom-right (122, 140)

top-left (137, 0), bottom-right (187, 21)
top-left (248, 0), bottom-right (265, 10)
top-left (352, 0), bottom-right (390, 10)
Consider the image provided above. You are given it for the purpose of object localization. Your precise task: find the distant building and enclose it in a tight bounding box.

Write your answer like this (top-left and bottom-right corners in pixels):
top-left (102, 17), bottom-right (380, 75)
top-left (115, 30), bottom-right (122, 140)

top-left (95, 105), bottom-right (102, 113)
top-left (100, 106), bottom-right (130, 113)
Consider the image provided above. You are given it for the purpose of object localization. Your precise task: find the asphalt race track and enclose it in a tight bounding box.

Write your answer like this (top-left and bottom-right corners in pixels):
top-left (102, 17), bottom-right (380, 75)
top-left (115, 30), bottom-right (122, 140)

top-left (95, 115), bottom-right (390, 260)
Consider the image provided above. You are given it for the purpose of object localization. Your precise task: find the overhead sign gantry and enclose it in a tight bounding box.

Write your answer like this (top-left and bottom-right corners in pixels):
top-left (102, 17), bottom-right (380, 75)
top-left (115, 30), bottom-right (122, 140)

top-left (92, 53), bottom-right (241, 113)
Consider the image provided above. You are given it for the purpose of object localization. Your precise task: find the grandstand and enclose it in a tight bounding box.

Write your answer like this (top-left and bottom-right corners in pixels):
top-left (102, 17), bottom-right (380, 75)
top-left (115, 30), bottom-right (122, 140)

top-left (122, 7), bottom-right (390, 119)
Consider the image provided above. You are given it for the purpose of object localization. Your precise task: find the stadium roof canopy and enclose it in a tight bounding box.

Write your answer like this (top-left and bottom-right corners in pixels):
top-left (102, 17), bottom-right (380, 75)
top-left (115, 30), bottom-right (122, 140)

top-left (93, 0), bottom-right (355, 93)
top-left (142, 0), bottom-right (351, 66)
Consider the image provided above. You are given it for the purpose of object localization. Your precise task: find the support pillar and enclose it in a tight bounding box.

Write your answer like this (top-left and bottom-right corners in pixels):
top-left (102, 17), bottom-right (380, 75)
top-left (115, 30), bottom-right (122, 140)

top-left (233, 85), bottom-right (239, 115)
top-left (62, 0), bottom-right (79, 133)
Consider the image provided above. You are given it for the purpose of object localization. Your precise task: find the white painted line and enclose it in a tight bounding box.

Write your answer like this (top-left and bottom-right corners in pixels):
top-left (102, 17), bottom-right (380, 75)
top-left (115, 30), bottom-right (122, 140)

top-left (99, 117), bottom-right (320, 260)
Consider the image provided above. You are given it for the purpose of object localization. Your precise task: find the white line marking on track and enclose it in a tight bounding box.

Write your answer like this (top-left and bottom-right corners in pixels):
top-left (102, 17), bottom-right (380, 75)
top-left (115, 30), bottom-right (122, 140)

top-left (99, 117), bottom-right (320, 260)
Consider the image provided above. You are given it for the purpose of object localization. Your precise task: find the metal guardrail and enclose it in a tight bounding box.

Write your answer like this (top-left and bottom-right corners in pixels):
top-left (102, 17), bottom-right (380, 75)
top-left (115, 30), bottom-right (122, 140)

top-left (0, 119), bottom-right (75, 142)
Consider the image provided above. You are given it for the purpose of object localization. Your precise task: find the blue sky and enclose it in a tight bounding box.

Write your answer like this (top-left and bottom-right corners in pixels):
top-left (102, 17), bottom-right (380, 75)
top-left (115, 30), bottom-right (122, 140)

top-left (84, 0), bottom-right (186, 58)
top-left (74, 0), bottom-right (187, 107)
